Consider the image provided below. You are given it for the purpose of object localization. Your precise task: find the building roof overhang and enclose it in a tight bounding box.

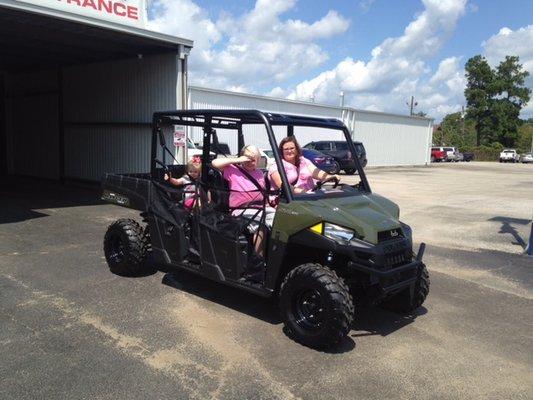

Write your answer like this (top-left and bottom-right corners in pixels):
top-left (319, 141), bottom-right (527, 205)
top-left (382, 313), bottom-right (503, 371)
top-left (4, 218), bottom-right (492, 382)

top-left (0, 0), bottom-right (193, 73)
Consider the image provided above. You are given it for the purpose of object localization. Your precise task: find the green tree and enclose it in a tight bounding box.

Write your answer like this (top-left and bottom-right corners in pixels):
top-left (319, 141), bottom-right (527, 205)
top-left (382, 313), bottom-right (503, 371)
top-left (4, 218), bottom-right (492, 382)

top-left (439, 112), bottom-right (476, 149)
top-left (517, 123), bottom-right (533, 153)
top-left (464, 55), bottom-right (495, 146)
top-left (464, 55), bottom-right (531, 147)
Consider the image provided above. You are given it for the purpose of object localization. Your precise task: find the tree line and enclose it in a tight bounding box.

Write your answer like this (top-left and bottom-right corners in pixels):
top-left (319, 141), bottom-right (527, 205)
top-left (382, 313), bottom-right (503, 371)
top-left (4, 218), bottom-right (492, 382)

top-left (433, 55), bottom-right (532, 157)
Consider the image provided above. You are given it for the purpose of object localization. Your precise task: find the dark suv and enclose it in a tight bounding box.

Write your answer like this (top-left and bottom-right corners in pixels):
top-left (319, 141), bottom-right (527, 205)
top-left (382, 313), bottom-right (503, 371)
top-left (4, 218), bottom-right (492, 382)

top-left (304, 140), bottom-right (367, 174)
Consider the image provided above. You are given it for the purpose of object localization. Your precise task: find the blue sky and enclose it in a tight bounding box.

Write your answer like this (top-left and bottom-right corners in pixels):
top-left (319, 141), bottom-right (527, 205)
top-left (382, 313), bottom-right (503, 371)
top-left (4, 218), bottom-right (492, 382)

top-left (147, 0), bottom-right (533, 120)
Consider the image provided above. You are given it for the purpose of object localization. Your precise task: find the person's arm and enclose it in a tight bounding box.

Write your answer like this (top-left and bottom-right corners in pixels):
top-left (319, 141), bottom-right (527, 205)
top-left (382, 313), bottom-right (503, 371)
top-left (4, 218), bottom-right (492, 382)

top-left (164, 174), bottom-right (188, 186)
top-left (270, 170), bottom-right (282, 189)
top-left (308, 163), bottom-right (338, 182)
top-left (271, 170), bottom-right (306, 194)
top-left (211, 155), bottom-right (250, 171)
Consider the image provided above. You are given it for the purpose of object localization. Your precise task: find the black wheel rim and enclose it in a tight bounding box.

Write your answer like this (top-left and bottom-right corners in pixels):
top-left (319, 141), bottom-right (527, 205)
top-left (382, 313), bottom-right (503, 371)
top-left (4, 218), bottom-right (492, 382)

top-left (108, 234), bottom-right (125, 264)
top-left (292, 289), bottom-right (325, 331)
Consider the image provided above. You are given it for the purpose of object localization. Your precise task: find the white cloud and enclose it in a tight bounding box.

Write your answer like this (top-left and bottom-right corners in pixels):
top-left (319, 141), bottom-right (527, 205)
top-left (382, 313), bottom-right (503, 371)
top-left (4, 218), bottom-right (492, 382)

top-left (146, 0), bottom-right (531, 120)
top-left (287, 0), bottom-right (467, 119)
top-left (482, 25), bottom-right (533, 118)
top-left (147, 0), bottom-right (349, 91)
top-left (266, 87), bottom-right (287, 98)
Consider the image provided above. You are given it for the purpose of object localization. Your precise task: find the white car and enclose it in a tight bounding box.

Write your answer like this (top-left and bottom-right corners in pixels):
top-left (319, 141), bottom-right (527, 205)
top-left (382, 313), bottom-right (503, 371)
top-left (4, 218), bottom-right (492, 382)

top-left (187, 138), bottom-right (215, 161)
top-left (520, 153), bottom-right (533, 163)
top-left (499, 149), bottom-right (519, 163)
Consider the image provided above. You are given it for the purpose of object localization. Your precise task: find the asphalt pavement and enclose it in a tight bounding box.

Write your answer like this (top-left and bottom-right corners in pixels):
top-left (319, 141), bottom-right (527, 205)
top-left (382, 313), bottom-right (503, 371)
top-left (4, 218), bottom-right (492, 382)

top-left (1, 162), bottom-right (532, 399)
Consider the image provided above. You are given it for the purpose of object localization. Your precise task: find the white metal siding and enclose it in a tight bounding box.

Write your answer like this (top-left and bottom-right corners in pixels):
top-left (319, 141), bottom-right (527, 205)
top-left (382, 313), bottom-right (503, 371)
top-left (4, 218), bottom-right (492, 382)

top-left (188, 86), bottom-right (346, 154)
top-left (63, 53), bottom-right (180, 180)
top-left (5, 70), bottom-right (60, 179)
top-left (352, 111), bottom-right (432, 166)
top-left (188, 86), bottom-right (432, 166)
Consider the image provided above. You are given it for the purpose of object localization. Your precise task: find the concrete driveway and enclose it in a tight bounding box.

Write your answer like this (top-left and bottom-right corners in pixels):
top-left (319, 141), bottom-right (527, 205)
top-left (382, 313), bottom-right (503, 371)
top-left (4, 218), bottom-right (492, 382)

top-left (1, 162), bottom-right (532, 399)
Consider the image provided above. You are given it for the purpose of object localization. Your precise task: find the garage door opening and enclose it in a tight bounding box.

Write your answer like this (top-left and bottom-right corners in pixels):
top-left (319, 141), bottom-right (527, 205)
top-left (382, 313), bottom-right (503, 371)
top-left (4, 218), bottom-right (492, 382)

top-left (0, 1), bottom-right (192, 182)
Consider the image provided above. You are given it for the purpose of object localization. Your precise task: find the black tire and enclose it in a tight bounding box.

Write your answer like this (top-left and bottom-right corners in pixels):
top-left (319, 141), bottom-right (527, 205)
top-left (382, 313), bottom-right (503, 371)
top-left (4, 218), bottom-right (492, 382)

top-left (381, 263), bottom-right (430, 313)
top-left (331, 161), bottom-right (341, 175)
top-left (343, 167), bottom-right (356, 175)
top-left (279, 264), bottom-right (354, 349)
top-left (104, 218), bottom-right (149, 276)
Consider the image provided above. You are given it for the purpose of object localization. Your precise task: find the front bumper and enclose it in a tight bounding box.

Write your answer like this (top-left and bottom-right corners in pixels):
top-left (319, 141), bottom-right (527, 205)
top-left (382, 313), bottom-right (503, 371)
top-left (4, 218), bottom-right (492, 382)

top-left (289, 229), bottom-right (425, 295)
top-left (349, 243), bottom-right (425, 297)
top-left (348, 242), bottom-right (425, 278)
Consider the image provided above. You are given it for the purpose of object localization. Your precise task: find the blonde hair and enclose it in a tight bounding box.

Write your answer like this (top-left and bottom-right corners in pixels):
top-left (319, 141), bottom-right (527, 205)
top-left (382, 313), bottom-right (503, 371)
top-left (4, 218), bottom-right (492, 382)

top-left (240, 144), bottom-right (260, 160)
top-left (187, 159), bottom-right (202, 173)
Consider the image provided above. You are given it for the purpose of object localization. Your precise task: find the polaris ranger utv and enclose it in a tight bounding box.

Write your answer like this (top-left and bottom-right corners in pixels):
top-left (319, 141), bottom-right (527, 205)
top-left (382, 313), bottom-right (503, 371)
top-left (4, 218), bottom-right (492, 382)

top-left (102, 110), bottom-right (429, 349)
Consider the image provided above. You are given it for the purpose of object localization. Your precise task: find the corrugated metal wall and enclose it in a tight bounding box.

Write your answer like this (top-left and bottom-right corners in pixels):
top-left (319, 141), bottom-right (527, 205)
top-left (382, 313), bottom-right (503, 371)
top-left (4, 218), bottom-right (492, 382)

top-left (4, 70), bottom-right (60, 179)
top-left (188, 86), bottom-right (432, 166)
top-left (63, 53), bottom-right (180, 180)
top-left (350, 110), bottom-right (432, 166)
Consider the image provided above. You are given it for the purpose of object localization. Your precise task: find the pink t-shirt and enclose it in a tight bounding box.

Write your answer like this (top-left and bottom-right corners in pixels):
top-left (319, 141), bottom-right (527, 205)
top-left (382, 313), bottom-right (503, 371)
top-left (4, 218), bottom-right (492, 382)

top-left (223, 164), bottom-right (265, 209)
top-left (269, 156), bottom-right (315, 191)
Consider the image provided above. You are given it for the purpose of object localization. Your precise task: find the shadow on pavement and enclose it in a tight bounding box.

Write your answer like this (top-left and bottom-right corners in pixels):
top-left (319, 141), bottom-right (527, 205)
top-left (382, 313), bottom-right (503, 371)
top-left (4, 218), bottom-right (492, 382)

top-left (161, 269), bottom-right (421, 352)
top-left (351, 306), bottom-right (427, 338)
top-left (0, 176), bottom-right (103, 224)
top-left (489, 216), bottom-right (531, 250)
top-left (162, 269), bottom-right (359, 354)
top-left (161, 270), bottom-right (282, 325)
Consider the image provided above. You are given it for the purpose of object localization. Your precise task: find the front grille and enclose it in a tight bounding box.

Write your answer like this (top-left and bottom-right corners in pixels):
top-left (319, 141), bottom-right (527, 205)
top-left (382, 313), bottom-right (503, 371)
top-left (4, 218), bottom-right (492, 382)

top-left (378, 229), bottom-right (404, 242)
top-left (385, 250), bottom-right (412, 268)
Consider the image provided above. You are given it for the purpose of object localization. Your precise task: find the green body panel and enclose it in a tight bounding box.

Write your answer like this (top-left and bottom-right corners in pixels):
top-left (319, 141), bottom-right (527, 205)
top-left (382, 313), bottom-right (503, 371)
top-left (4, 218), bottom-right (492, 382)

top-left (271, 193), bottom-right (400, 244)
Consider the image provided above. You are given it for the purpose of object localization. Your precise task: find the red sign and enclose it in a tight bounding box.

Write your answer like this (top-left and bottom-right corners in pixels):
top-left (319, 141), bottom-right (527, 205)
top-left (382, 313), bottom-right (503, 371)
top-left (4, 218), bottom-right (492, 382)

top-left (173, 126), bottom-right (186, 147)
top-left (15, 0), bottom-right (146, 27)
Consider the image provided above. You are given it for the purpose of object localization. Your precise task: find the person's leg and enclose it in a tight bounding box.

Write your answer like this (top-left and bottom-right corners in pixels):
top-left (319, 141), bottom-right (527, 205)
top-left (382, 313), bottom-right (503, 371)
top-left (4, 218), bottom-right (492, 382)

top-left (238, 208), bottom-right (268, 259)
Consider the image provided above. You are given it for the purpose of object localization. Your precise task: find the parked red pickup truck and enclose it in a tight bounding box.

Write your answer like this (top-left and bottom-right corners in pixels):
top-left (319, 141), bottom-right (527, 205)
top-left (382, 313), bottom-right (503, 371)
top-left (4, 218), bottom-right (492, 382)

top-left (431, 147), bottom-right (446, 162)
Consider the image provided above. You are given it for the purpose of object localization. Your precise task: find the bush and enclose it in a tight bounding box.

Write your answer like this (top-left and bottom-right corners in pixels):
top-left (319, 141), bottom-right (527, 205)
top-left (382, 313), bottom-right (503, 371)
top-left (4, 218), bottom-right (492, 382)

top-left (462, 145), bottom-right (502, 161)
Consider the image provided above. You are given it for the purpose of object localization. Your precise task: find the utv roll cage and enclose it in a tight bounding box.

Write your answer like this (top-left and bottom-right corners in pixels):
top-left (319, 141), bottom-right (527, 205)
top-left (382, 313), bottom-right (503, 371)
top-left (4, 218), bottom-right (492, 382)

top-left (151, 109), bottom-right (371, 200)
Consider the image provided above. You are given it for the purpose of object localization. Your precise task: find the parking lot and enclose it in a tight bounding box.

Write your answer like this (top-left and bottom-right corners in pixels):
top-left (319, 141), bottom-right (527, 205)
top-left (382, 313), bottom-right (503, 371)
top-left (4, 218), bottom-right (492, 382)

top-left (1, 162), bottom-right (532, 400)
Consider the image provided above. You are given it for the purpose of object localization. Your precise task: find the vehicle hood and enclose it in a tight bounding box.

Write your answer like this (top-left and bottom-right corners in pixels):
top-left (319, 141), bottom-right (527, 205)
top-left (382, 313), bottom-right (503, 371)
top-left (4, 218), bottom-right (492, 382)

top-left (275, 193), bottom-right (401, 244)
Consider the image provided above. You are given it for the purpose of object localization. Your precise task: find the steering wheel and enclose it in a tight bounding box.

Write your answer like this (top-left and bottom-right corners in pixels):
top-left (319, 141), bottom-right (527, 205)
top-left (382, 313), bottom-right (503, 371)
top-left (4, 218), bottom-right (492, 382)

top-left (154, 159), bottom-right (172, 179)
top-left (312, 176), bottom-right (339, 191)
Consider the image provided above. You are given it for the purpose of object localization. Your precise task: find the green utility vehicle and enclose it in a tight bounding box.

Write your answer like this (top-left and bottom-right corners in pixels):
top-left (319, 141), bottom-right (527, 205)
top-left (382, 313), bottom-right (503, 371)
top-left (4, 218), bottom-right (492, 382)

top-left (102, 110), bottom-right (429, 349)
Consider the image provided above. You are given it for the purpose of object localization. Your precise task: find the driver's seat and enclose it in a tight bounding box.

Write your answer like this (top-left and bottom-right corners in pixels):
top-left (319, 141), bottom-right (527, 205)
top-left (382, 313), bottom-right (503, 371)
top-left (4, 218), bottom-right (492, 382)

top-left (205, 167), bottom-right (230, 213)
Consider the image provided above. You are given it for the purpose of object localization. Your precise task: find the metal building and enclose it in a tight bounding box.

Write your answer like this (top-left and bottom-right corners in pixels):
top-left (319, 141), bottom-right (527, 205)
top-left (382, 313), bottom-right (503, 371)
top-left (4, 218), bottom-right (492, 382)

top-left (0, 0), bottom-right (193, 182)
top-left (188, 86), bottom-right (433, 167)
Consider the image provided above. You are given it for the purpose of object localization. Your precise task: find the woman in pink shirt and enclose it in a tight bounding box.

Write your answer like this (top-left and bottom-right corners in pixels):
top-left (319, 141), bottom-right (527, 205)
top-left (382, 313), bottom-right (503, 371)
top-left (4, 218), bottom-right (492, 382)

top-left (212, 145), bottom-right (275, 262)
top-left (269, 136), bottom-right (339, 194)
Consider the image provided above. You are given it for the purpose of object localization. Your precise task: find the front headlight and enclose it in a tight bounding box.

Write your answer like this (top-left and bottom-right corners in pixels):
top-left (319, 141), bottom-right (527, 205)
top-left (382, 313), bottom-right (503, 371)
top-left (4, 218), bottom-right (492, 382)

top-left (309, 222), bottom-right (362, 243)
top-left (324, 223), bottom-right (355, 243)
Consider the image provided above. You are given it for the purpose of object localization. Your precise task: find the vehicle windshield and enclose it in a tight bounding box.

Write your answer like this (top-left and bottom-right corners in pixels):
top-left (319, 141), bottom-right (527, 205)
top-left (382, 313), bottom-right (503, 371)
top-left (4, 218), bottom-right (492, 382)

top-left (263, 150), bottom-right (274, 158)
top-left (270, 125), bottom-right (367, 201)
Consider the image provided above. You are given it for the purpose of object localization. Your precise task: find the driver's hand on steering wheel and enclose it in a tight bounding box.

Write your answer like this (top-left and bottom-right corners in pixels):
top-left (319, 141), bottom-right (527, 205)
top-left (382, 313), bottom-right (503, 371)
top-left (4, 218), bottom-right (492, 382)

top-left (326, 174), bottom-right (340, 183)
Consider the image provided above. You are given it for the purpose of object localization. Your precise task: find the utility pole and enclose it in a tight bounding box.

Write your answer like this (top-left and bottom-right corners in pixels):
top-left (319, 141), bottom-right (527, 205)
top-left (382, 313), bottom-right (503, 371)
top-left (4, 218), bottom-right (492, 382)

top-left (406, 96), bottom-right (418, 116)
top-left (461, 105), bottom-right (466, 137)
top-left (339, 91), bottom-right (345, 108)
